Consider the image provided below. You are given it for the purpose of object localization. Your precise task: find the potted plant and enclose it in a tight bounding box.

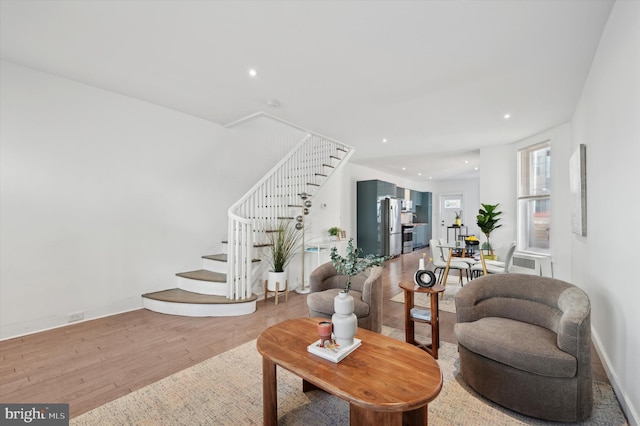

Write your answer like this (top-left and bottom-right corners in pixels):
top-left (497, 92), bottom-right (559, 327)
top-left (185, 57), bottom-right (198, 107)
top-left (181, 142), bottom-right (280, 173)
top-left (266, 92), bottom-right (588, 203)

top-left (329, 238), bottom-right (387, 293)
top-left (328, 226), bottom-right (341, 241)
top-left (476, 203), bottom-right (502, 259)
top-left (454, 211), bottom-right (462, 226)
top-left (264, 219), bottom-right (301, 291)
top-left (329, 238), bottom-right (387, 346)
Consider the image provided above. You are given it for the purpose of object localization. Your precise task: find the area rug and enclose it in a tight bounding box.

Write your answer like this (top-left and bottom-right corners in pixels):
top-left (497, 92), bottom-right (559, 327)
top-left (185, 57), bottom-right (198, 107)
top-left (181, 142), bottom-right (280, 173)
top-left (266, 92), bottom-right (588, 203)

top-left (390, 282), bottom-right (462, 313)
top-left (71, 327), bottom-right (628, 426)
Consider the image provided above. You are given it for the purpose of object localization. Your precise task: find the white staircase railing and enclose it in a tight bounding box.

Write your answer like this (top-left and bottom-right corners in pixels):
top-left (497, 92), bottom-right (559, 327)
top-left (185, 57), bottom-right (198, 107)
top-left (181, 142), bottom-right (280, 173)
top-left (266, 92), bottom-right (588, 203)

top-left (227, 132), bottom-right (353, 299)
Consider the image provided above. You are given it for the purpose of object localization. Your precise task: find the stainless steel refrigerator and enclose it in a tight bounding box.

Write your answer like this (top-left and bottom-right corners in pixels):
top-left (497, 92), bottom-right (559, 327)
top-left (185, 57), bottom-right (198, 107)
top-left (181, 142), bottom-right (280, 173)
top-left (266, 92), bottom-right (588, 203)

top-left (381, 197), bottom-right (402, 256)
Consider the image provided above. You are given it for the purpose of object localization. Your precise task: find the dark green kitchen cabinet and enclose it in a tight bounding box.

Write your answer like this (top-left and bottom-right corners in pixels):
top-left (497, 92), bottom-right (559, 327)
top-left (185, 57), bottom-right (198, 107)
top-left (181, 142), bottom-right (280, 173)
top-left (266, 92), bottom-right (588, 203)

top-left (410, 190), bottom-right (422, 209)
top-left (413, 192), bottom-right (432, 249)
top-left (357, 180), bottom-right (397, 256)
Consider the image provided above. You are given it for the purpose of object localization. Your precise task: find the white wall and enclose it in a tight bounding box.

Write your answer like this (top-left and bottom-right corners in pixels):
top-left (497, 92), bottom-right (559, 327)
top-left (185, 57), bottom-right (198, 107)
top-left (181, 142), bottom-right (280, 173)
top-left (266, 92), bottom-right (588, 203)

top-left (0, 61), bottom-right (239, 339)
top-left (570, 1), bottom-right (640, 422)
top-left (0, 65), bottom-right (331, 336)
top-left (225, 115), bottom-right (307, 193)
top-left (479, 143), bottom-right (515, 249)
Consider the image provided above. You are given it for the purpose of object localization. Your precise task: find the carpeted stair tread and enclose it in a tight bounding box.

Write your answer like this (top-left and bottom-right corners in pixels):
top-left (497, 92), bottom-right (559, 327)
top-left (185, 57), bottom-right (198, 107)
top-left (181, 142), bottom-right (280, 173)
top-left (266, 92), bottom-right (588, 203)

top-left (142, 288), bottom-right (258, 304)
top-left (202, 254), bottom-right (260, 263)
top-left (176, 269), bottom-right (226, 282)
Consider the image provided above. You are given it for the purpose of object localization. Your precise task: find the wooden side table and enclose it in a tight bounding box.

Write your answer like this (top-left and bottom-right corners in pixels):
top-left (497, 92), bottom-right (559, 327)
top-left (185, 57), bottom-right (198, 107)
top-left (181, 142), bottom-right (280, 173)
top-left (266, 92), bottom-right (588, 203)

top-left (400, 281), bottom-right (445, 359)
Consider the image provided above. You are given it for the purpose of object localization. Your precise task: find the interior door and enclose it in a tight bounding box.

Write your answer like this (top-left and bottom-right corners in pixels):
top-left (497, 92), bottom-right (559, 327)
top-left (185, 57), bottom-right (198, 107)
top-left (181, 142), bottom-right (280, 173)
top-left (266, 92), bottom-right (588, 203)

top-left (439, 194), bottom-right (464, 240)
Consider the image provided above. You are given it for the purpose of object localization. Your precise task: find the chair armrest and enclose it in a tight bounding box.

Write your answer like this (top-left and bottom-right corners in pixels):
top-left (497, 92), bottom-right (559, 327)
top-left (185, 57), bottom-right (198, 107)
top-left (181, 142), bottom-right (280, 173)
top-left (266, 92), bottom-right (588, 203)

top-left (360, 266), bottom-right (383, 304)
top-left (455, 279), bottom-right (489, 323)
top-left (557, 287), bottom-right (591, 358)
top-left (309, 262), bottom-right (339, 292)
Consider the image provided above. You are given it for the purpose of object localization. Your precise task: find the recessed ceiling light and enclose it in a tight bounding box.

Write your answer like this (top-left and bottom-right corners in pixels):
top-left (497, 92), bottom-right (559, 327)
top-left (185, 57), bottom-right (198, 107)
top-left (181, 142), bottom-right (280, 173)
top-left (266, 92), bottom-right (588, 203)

top-left (382, 138), bottom-right (387, 143)
top-left (429, 177), bottom-right (432, 180)
top-left (402, 167), bottom-right (406, 171)
top-left (475, 167), bottom-right (479, 170)
top-left (248, 69), bottom-right (257, 77)
top-left (504, 113), bottom-right (511, 119)
top-left (464, 160), bottom-right (469, 164)
top-left (418, 172), bottom-right (422, 176)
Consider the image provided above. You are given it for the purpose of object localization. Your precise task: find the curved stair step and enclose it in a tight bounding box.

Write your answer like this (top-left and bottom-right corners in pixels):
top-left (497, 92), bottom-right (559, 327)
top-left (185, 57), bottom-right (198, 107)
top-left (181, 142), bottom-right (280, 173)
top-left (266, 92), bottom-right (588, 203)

top-left (142, 289), bottom-right (257, 317)
top-left (202, 254), bottom-right (260, 263)
top-left (176, 269), bottom-right (226, 282)
top-left (176, 269), bottom-right (227, 295)
top-left (203, 254), bottom-right (228, 262)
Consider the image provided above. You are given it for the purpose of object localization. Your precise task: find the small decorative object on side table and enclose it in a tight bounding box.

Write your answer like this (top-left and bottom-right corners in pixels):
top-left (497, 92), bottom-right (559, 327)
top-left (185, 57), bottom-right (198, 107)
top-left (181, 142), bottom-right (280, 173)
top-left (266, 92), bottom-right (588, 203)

top-left (400, 281), bottom-right (445, 359)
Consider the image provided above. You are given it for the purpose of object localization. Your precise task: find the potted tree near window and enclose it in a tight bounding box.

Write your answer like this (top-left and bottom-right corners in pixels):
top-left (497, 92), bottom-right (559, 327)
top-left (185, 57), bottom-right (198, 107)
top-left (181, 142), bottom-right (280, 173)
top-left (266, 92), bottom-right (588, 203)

top-left (476, 203), bottom-right (502, 259)
top-left (264, 220), bottom-right (301, 292)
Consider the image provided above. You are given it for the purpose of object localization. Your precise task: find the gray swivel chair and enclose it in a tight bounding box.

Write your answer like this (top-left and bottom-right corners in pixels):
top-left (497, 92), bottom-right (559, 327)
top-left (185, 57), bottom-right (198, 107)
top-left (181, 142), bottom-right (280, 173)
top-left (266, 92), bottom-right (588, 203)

top-left (306, 262), bottom-right (384, 333)
top-left (454, 274), bottom-right (593, 422)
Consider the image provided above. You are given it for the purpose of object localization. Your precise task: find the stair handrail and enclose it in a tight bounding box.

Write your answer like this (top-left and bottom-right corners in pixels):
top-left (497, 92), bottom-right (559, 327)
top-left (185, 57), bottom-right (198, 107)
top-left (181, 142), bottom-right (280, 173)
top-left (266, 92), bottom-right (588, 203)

top-left (227, 129), bottom-right (353, 300)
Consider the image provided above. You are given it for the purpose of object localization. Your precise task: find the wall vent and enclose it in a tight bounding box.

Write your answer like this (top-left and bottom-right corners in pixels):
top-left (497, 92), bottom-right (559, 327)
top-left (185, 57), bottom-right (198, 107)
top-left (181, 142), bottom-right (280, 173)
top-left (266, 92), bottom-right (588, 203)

top-left (513, 256), bottom-right (536, 270)
top-left (511, 252), bottom-right (553, 277)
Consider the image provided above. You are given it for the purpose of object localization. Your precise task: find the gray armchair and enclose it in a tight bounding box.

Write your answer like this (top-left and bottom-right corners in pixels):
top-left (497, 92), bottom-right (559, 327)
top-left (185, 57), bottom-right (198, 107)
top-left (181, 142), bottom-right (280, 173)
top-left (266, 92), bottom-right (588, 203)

top-left (454, 273), bottom-right (593, 422)
top-left (306, 262), bottom-right (384, 333)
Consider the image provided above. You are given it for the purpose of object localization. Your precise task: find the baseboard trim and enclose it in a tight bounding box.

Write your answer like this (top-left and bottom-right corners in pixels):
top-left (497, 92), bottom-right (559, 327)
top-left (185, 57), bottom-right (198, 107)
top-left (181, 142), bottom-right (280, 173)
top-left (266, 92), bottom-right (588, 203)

top-left (0, 305), bottom-right (142, 341)
top-left (591, 328), bottom-right (638, 425)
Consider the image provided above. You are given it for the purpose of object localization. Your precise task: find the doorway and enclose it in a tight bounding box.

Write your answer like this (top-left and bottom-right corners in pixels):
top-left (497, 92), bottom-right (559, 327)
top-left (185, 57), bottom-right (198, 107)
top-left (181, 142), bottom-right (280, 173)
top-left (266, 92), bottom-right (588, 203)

top-left (439, 194), bottom-right (464, 241)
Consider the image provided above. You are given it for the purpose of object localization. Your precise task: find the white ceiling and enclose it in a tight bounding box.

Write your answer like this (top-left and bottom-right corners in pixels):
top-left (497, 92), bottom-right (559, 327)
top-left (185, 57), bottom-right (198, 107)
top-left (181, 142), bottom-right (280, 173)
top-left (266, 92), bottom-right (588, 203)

top-left (0, 0), bottom-right (614, 182)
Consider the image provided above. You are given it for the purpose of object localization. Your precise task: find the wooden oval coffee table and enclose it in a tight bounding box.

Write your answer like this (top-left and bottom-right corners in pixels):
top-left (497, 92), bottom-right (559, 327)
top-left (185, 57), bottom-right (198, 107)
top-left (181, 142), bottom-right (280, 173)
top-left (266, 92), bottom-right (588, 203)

top-left (257, 317), bottom-right (443, 425)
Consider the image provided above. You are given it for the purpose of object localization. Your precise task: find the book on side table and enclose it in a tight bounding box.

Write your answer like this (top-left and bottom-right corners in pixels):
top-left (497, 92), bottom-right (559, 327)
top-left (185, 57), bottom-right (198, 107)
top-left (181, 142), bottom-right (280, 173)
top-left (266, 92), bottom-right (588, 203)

top-left (307, 338), bottom-right (362, 363)
top-left (410, 307), bottom-right (432, 321)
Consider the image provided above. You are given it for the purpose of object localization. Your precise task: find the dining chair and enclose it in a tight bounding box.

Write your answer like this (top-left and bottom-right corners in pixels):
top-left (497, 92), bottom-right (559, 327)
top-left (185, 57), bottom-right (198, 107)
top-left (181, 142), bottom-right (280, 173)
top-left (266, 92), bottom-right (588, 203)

top-left (430, 238), bottom-right (470, 285)
top-left (471, 241), bottom-right (516, 278)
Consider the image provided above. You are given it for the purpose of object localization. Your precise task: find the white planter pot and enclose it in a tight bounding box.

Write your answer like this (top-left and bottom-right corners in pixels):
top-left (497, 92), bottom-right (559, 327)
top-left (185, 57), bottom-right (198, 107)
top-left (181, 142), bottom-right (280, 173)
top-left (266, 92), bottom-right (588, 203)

top-left (331, 291), bottom-right (357, 347)
top-left (267, 271), bottom-right (287, 292)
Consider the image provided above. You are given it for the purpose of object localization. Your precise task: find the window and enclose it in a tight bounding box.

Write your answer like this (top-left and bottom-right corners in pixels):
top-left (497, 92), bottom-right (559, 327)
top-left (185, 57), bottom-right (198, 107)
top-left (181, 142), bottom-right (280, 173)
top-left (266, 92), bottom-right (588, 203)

top-left (518, 142), bottom-right (551, 253)
top-left (444, 199), bottom-right (461, 209)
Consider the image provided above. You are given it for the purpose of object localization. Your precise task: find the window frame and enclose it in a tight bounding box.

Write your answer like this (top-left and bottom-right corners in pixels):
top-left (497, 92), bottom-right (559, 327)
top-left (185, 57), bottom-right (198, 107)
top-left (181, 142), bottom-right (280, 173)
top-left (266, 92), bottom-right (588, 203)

top-left (517, 141), bottom-right (551, 254)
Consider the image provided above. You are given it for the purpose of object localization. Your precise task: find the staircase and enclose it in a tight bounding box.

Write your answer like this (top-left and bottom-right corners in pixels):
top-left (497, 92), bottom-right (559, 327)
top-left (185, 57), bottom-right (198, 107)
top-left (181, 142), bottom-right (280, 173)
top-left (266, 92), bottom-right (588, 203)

top-left (143, 115), bottom-right (353, 317)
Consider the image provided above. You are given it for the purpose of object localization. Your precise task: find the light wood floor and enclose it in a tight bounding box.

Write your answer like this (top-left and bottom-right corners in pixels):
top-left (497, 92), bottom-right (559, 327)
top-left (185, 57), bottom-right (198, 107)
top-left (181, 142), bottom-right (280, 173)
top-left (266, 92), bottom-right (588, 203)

top-left (0, 248), bottom-right (608, 418)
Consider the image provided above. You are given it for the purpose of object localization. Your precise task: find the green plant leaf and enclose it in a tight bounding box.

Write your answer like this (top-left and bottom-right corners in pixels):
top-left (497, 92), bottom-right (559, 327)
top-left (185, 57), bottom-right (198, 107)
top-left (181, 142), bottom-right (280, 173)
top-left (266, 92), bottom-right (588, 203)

top-left (330, 238), bottom-right (387, 293)
top-left (476, 203), bottom-right (502, 249)
top-left (265, 220), bottom-right (301, 272)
